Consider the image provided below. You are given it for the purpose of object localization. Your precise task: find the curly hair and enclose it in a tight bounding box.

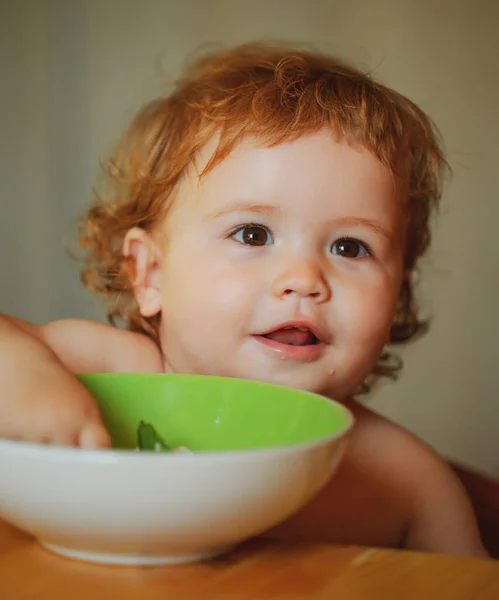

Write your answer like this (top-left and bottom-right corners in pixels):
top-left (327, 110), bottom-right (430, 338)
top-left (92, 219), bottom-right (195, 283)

top-left (78, 42), bottom-right (448, 387)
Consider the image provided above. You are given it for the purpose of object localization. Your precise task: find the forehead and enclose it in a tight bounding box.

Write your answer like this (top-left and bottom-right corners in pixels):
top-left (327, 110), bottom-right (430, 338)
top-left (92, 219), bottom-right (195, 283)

top-left (172, 130), bottom-right (403, 224)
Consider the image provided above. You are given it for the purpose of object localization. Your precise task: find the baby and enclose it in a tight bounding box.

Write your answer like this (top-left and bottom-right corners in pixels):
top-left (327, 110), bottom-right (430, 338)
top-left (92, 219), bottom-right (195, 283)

top-left (0, 43), bottom-right (486, 557)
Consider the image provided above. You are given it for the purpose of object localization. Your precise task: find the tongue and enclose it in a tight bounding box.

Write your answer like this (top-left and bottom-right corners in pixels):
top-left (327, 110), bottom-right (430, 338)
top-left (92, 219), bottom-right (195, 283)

top-left (265, 328), bottom-right (316, 346)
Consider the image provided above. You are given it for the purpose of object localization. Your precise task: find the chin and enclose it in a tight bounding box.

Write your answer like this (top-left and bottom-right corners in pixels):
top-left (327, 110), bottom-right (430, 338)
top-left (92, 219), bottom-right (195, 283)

top-left (251, 372), bottom-right (331, 397)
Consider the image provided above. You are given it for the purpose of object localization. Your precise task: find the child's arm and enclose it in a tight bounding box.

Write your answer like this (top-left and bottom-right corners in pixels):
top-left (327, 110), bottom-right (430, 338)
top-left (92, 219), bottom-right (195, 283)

top-left (349, 404), bottom-right (488, 558)
top-left (401, 441), bottom-right (488, 557)
top-left (2, 314), bottom-right (163, 374)
top-left (0, 314), bottom-right (163, 448)
top-left (37, 318), bottom-right (164, 374)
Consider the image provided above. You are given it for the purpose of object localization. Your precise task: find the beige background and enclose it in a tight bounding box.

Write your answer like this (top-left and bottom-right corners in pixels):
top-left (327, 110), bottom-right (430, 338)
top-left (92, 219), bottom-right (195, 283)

top-left (1, 0), bottom-right (498, 476)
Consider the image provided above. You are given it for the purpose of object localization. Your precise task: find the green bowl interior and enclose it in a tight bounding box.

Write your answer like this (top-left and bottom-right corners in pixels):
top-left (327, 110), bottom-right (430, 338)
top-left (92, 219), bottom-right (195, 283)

top-left (77, 374), bottom-right (351, 452)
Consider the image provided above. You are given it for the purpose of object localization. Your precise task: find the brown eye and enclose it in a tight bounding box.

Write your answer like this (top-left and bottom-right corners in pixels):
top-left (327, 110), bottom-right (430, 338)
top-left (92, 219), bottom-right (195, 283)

top-left (331, 238), bottom-right (369, 258)
top-left (233, 225), bottom-right (272, 246)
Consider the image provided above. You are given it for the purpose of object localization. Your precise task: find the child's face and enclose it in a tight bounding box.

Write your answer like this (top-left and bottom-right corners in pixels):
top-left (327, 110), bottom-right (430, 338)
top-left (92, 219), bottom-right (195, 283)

top-left (132, 130), bottom-right (405, 399)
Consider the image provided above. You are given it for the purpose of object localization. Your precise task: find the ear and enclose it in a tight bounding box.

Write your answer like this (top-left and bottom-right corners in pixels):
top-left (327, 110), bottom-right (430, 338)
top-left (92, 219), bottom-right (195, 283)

top-left (123, 228), bottom-right (162, 318)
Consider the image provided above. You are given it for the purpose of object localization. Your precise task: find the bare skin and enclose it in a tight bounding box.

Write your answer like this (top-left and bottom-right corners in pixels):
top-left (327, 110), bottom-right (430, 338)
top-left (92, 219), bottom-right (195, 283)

top-left (0, 316), bottom-right (486, 558)
top-left (265, 401), bottom-right (487, 557)
top-left (0, 133), bottom-right (488, 558)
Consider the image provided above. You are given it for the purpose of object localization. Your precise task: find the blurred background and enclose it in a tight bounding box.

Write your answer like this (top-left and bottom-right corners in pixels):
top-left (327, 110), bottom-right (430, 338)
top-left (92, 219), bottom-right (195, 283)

top-left (1, 0), bottom-right (497, 476)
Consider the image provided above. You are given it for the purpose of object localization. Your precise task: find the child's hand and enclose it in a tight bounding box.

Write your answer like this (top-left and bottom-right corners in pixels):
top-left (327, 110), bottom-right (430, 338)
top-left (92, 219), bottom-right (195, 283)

top-left (0, 316), bottom-right (110, 448)
top-left (0, 342), bottom-right (110, 448)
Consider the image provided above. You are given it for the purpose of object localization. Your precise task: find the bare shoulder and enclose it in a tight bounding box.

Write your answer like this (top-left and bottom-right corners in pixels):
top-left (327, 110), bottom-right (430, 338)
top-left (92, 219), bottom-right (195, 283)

top-left (346, 401), bottom-right (487, 557)
top-left (40, 319), bottom-right (164, 374)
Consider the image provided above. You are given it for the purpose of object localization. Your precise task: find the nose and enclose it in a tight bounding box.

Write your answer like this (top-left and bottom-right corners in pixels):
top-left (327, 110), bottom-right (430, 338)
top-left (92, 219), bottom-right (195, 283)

top-left (272, 259), bottom-right (331, 303)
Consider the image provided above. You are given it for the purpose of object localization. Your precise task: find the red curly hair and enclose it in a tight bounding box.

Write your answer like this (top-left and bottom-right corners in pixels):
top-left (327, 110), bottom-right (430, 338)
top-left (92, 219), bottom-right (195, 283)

top-left (78, 42), bottom-right (448, 387)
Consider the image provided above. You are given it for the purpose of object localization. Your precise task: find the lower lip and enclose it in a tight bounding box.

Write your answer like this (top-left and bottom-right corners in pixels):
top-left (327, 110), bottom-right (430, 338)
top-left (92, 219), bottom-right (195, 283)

top-left (253, 335), bottom-right (327, 360)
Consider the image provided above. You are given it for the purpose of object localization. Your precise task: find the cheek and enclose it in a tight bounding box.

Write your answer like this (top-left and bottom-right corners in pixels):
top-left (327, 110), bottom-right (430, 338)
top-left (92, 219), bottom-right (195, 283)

top-left (339, 273), bottom-right (399, 342)
top-left (160, 250), bottom-right (256, 321)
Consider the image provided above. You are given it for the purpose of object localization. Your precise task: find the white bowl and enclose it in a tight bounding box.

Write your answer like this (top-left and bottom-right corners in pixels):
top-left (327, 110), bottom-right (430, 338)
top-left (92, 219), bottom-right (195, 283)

top-left (0, 374), bottom-right (353, 565)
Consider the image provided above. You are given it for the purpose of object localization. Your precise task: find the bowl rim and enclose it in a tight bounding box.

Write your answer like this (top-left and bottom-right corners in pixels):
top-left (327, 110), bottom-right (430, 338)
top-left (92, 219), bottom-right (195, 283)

top-left (0, 420), bottom-right (352, 464)
top-left (0, 374), bottom-right (355, 464)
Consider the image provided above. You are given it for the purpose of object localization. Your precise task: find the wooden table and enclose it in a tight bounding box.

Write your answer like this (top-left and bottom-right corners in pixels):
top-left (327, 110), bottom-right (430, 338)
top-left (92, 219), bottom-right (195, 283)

top-left (1, 519), bottom-right (498, 599)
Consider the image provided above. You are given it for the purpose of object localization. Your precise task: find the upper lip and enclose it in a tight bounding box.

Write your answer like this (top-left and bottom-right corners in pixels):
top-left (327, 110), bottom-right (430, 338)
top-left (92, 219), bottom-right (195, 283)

top-left (257, 320), bottom-right (329, 344)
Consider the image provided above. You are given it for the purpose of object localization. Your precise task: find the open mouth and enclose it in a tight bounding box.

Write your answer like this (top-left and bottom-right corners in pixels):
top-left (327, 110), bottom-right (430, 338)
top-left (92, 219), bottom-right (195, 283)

top-left (255, 324), bottom-right (326, 360)
top-left (261, 327), bottom-right (321, 347)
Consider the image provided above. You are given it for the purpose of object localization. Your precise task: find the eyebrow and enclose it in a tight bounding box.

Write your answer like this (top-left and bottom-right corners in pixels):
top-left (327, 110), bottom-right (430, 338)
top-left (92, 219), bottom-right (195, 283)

top-left (207, 205), bottom-right (396, 243)
top-left (207, 203), bottom-right (281, 220)
top-left (333, 217), bottom-right (396, 243)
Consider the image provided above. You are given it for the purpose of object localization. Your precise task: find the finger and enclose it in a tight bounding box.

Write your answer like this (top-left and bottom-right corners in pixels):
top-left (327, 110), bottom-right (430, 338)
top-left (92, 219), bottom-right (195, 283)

top-left (48, 428), bottom-right (80, 447)
top-left (78, 422), bottom-right (112, 449)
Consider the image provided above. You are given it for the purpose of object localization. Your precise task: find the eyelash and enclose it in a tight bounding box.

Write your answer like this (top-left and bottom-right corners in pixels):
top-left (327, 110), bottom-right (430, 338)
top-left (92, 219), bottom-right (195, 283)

top-left (333, 236), bottom-right (373, 258)
top-left (228, 223), bottom-right (273, 243)
top-left (228, 224), bottom-right (373, 258)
